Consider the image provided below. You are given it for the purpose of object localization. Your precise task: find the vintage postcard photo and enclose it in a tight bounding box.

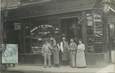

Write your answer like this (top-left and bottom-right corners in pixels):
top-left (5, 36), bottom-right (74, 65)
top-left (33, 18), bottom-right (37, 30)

top-left (0, 0), bottom-right (115, 73)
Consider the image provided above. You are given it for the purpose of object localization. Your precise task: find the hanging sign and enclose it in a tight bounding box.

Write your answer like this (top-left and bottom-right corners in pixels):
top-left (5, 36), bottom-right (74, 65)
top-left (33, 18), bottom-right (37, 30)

top-left (93, 13), bottom-right (102, 22)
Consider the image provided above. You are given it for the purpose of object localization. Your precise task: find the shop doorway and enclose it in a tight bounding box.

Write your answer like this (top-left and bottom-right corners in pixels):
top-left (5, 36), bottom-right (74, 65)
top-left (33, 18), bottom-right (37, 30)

top-left (61, 17), bottom-right (82, 41)
top-left (109, 23), bottom-right (115, 50)
top-left (109, 23), bottom-right (115, 63)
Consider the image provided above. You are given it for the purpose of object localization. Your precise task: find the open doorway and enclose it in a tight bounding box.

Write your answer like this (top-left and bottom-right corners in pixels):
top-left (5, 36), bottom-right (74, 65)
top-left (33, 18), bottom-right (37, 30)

top-left (109, 23), bottom-right (115, 50)
top-left (109, 23), bottom-right (115, 63)
top-left (61, 17), bottom-right (82, 41)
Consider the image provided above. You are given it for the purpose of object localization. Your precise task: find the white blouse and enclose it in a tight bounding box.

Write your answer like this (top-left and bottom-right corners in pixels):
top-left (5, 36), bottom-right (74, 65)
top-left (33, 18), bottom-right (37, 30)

top-left (77, 43), bottom-right (85, 51)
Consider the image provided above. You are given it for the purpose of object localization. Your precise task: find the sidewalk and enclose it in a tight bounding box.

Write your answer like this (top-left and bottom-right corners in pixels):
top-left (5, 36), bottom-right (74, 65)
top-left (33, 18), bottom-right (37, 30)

top-left (6, 64), bottom-right (115, 73)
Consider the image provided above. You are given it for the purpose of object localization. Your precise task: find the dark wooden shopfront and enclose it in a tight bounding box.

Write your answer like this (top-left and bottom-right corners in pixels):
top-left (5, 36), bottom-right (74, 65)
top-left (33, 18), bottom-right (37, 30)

top-left (5, 0), bottom-right (112, 65)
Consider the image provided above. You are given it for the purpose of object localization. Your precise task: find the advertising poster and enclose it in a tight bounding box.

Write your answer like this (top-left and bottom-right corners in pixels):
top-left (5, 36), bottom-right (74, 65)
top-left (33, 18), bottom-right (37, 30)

top-left (2, 44), bottom-right (18, 64)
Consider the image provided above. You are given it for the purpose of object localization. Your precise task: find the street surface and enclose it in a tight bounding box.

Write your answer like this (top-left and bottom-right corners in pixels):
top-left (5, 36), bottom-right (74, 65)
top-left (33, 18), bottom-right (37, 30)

top-left (2, 64), bottom-right (115, 73)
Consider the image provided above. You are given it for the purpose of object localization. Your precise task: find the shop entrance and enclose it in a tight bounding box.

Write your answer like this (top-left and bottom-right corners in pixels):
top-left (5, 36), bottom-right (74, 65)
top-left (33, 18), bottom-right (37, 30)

top-left (109, 23), bottom-right (115, 63)
top-left (109, 23), bottom-right (115, 50)
top-left (61, 17), bottom-right (82, 41)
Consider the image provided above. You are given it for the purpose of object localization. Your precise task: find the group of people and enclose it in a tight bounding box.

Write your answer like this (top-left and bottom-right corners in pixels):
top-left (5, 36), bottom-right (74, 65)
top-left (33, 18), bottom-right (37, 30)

top-left (42, 36), bottom-right (87, 68)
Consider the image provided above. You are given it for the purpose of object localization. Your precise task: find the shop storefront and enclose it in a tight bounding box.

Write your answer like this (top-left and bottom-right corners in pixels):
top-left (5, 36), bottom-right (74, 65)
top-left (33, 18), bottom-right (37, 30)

top-left (5, 0), bottom-right (114, 65)
top-left (108, 13), bottom-right (115, 63)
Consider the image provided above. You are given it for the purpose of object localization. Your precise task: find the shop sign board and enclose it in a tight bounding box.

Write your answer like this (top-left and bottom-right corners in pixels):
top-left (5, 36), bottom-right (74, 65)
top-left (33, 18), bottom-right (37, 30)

top-left (93, 13), bottom-right (102, 22)
top-left (14, 23), bottom-right (21, 30)
top-left (2, 44), bottom-right (18, 64)
top-left (86, 13), bottom-right (93, 26)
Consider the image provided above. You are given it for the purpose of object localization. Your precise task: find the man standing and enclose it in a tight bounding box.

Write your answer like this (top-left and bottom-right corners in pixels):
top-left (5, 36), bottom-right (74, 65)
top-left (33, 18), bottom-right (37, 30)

top-left (50, 37), bottom-right (60, 66)
top-left (42, 40), bottom-right (52, 68)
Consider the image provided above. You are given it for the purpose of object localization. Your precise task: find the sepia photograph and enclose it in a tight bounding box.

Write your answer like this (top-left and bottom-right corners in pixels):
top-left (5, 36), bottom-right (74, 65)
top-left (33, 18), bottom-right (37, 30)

top-left (0, 0), bottom-right (115, 73)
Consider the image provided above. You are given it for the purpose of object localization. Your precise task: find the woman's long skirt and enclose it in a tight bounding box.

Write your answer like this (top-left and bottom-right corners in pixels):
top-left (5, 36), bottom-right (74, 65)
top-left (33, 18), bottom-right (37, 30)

top-left (70, 51), bottom-right (76, 67)
top-left (62, 51), bottom-right (68, 61)
top-left (53, 51), bottom-right (59, 65)
top-left (76, 50), bottom-right (86, 67)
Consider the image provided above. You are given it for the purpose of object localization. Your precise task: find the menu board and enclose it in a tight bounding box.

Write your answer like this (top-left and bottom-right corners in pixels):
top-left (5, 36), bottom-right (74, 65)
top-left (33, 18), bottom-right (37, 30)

top-left (2, 44), bottom-right (18, 64)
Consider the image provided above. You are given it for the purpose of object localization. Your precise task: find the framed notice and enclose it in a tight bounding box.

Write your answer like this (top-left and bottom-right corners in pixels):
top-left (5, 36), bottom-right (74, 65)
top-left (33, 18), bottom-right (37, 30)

top-left (2, 44), bottom-right (18, 64)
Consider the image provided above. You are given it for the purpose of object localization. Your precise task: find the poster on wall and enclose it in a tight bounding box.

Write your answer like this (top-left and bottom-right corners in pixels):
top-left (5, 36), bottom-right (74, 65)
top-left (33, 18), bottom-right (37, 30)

top-left (2, 44), bottom-right (18, 64)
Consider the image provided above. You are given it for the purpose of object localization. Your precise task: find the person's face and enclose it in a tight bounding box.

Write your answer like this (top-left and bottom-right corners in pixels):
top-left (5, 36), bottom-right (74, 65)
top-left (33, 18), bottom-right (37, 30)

top-left (70, 39), bottom-right (74, 42)
top-left (79, 40), bottom-right (82, 44)
top-left (50, 37), bottom-right (53, 40)
top-left (62, 37), bottom-right (66, 41)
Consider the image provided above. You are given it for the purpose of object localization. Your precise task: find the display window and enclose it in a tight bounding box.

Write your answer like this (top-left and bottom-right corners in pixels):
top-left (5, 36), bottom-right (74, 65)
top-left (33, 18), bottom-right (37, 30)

top-left (22, 23), bottom-right (60, 54)
top-left (86, 12), bottom-right (105, 53)
top-left (61, 17), bottom-right (82, 41)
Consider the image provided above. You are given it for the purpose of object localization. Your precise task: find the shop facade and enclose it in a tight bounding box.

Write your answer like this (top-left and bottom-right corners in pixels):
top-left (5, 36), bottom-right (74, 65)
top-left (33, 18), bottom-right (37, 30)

top-left (5, 0), bottom-right (115, 65)
top-left (108, 12), bottom-right (115, 63)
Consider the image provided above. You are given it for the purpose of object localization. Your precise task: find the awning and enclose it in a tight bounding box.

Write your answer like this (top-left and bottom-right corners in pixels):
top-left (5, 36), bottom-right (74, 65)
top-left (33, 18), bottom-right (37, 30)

top-left (7, 0), bottom-right (97, 20)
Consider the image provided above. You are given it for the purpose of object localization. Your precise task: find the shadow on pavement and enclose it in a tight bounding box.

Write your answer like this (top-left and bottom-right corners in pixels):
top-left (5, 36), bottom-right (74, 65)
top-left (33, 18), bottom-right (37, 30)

top-left (2, 71), bottom-right (24, 73)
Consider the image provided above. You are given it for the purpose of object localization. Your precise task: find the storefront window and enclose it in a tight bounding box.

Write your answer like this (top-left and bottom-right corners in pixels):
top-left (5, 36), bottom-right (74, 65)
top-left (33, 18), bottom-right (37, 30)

top-left (86, 13), bottom-right (104, 53)
top-left (22, 23), bottom-right (60, 54)
top-left (31, 24), bottom-right (55, 54)
top-left (61, 17), bottom-right (82, 40)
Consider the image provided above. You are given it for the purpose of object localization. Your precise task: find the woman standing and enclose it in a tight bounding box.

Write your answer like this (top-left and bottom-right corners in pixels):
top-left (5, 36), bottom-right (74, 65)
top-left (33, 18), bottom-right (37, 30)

top-left (76, 40), bottom-right (87, 68)
top-left (60, 37), bottom-right (69, 65)
top-left (53, 43), bottom-right (60, 66)
top-left (69, 39), bottom-right (77, 68)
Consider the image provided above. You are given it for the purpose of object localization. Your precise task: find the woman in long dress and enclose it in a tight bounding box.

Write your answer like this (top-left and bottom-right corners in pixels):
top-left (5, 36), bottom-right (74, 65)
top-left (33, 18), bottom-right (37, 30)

top-left (69, 38), bottom-right (77, 68)
top-left (53, 43), bottom-right (60, 66)
top-left (76, 40), bottom-right (87, 68)
top-left (60, 37), bottom-right (69, 65)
